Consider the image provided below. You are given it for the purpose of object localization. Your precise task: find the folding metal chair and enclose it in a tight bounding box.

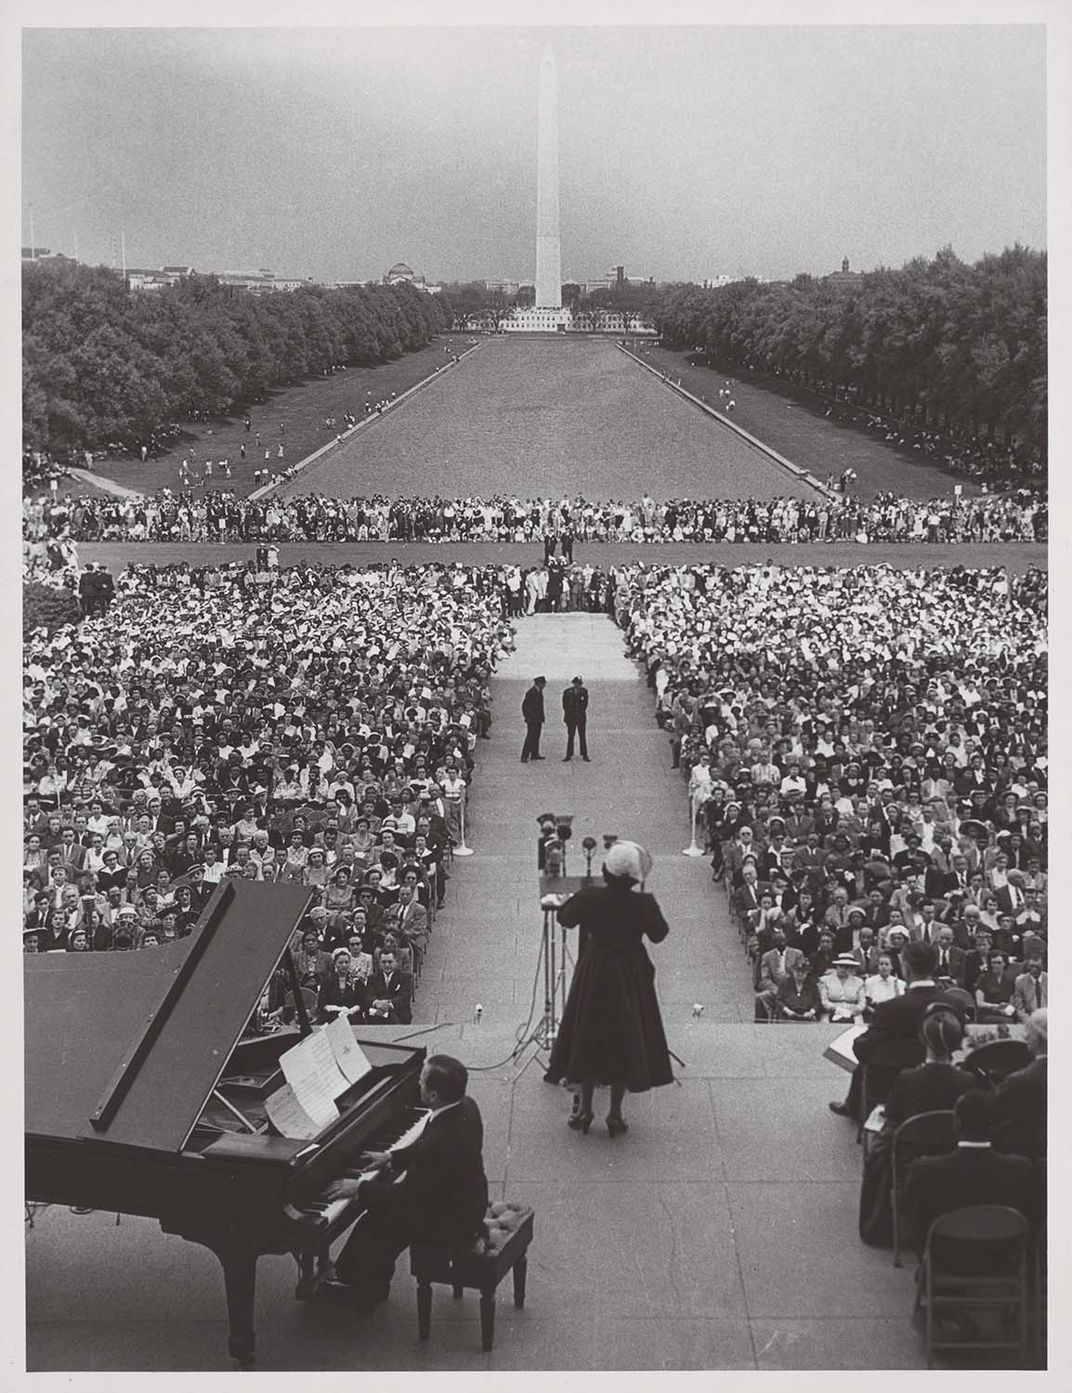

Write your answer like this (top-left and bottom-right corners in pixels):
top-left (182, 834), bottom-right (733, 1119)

top-left (890, 1110), bottom-right (955, 1267)
top-left (915, 1205), bottom-right (1030, 1368)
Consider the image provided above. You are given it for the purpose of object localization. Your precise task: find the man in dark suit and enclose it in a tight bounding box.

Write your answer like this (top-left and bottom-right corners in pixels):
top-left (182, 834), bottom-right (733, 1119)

top-left (362, 949), bottom-right (413, 1025)
top-left (561, 676), bottom-right (590, 762)
top-left (932, 926), bottom-right (967, 986)
top-left (520, 676), bottom-right (547, 762)
top-left (830, 940), bottom-right (952, 1118)
top-left (993, 1008), bottom-right (1046, 1149)
top-left (323, 1055), bottom-right (489, 1309)
top-left (901, 1089), bottom-right (1035, 1266)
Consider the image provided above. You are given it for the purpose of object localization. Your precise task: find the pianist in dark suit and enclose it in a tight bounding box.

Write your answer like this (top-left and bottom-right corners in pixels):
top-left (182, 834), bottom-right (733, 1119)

top-left (323, 1055), bottom-right (488, 1310)
top-left (361, 950), bottom-right (413, 1025)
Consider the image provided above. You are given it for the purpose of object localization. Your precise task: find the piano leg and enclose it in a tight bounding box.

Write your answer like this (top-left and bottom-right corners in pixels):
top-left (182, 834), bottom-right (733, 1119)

top-left (219, 1246), bottom-right (259, 1369)
top-left (294, 1246), bottom-right (330, 1301)
top-left (160, 1221), bottom-right (263, 1368)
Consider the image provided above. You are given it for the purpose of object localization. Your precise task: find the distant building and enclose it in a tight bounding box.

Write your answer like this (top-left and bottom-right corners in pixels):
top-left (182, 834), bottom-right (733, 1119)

top-left (125, 265), bottom-right (311, 294)
top-left (701, 275), bottom-right (735, 290)
top-left (825, 256), bottom-right (863, 290)
top-left (502, 306), bottom-right (573, 332)
top-left (21, 247), bottom-right (77, 266)
top-left (219, 270), bottom-right (309, 294)
top-left (383, 261), bottom-right (441, 294)
top-left (483, 279), bottom-right (522, 296)
top-left (126, 269), bottom-right (172, 292)
top-left (584, 265), bottom-right (655, 294)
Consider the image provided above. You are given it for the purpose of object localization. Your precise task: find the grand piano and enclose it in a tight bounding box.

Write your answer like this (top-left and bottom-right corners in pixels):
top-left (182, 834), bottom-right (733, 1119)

top-left (25, 880), bottom-right (427, 1368)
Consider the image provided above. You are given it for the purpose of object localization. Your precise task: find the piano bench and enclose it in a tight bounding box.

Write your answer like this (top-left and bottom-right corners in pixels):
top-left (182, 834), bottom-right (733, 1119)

top-left (409, 1200), bottom-right (534, 1352)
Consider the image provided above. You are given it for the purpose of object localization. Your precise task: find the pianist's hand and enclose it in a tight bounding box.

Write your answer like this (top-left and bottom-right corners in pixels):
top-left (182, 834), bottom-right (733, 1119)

top-left (360, 1150), bottom-right (391, 1168)
top-left (323, 1177), bottom-right (363, 1202)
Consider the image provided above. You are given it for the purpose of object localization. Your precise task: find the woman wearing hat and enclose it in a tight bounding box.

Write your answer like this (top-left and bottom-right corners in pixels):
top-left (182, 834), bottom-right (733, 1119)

top-left (818, 955), bottom-right (866, 1023)
top-left (545, 841), bottom-right (673, 1137)
top-left (317, 947), bottom-right (365, 1024)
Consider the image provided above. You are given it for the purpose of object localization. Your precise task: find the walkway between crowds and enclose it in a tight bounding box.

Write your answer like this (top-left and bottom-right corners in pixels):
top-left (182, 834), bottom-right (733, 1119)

top-left (416, 611), bottom-right (754, 1031)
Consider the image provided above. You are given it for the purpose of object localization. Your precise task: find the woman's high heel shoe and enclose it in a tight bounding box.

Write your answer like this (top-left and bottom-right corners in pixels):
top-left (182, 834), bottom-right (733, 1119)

top-left (606, 1114), bottom-right (628, 1137)
top-left (568, 1110), bottom-right (594, 1134)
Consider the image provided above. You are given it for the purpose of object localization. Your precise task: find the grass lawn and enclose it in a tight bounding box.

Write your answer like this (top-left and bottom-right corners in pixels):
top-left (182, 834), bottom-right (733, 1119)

top-left (640, 345), bottom-right (982, 501)
top-left (279, 336), bottom-right (812, 501)
top-left (79, 334), bottom-right (474, 499)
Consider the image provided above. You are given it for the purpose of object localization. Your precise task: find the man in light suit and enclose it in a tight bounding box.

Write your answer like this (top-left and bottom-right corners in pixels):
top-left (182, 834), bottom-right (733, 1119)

top-left (1012, 954), bottom-right (1047, 1022)
top-left (755, 929), bottom-right (804, 1020)
top-left (384, 883), bottom-right (429, 973)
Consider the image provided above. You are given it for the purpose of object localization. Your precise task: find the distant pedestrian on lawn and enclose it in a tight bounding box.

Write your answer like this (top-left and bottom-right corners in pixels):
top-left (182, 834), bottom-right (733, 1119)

top-left (562, 677), bottom-right (590, 762)
top-left (244, 417), bottom-right (251, 433)
top-left (521, 676), bottom-right (547, 763)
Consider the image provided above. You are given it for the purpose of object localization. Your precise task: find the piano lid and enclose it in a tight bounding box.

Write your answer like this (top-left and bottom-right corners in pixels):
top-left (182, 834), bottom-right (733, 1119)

top-left (25, 881), bottom-right (314, 1151)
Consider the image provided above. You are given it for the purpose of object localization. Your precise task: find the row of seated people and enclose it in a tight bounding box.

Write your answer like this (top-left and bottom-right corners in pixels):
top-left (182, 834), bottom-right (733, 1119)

top-left (23, 794), bottom-right (450, 980)
top-left (755, 930), bottom-right (1047, 1026)
top-left (713, 821), bottom-right (1047, 1024)
top-left (25, 487), bottom-right (1047, 545)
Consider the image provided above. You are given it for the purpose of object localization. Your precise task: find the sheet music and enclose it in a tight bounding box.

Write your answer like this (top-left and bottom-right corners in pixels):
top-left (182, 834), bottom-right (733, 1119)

top-left (863, 1105), bottom-right (887, 1134)
top-left (279, 1030), bottom-right (348, 1128)
top-left (264, 1083), bottom-right (324, 1140)
top-left (822, 1023), bottom-right (868, 1072)
top-left (324, 1013), bottom-right (373, 1086)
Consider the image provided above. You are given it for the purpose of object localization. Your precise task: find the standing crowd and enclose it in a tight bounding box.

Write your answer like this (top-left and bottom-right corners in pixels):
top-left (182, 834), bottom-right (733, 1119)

top-left (24, 488), bottom-right (1046, 546)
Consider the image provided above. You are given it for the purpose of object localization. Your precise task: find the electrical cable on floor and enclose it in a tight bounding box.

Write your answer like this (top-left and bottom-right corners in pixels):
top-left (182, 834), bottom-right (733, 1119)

top-left (468, 924), bottom-right (549, 1073)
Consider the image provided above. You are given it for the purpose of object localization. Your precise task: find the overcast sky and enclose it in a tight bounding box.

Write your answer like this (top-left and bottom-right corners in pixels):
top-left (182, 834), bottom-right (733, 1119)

top-left (21, 25), bottom-right (1046, 283)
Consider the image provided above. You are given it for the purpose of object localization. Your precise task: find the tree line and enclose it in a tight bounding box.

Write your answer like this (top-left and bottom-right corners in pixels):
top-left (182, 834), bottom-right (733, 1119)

top-left (23, 263), bottom-right (451, 456)
top-left (652, 246), bottom-right (1046, 453)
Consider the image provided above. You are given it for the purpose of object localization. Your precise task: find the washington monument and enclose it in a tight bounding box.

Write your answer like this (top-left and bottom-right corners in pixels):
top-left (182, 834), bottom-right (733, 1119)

top-left (535, 44), bottom-right (562, 310)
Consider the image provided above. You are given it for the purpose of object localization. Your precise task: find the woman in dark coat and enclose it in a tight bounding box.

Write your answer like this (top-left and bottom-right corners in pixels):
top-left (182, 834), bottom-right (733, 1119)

top-left (546, 841), bottom-right (673, 1136)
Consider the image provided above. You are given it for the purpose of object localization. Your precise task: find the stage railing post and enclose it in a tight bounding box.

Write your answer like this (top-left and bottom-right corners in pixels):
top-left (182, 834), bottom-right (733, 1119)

top-left (682, 793), bottom-right (704, 857)
top-left (453, 797), bottom-right (474, 857)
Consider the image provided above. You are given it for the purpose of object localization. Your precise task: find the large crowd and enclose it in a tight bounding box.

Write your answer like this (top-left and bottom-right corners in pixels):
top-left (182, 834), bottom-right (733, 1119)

top-left (616, 563), bottom-right (1048, 1024)
top-left (841, 408), bottom-right (1044, 490)
top-left (22, 561), bottom-right (518, 1024)
top-left (24, 488), bottom-right (1046, 547)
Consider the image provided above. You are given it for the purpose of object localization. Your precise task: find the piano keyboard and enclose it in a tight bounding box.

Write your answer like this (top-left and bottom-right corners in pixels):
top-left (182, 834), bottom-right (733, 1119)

top-left (283, 1108), bottom-right (429, 1232)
